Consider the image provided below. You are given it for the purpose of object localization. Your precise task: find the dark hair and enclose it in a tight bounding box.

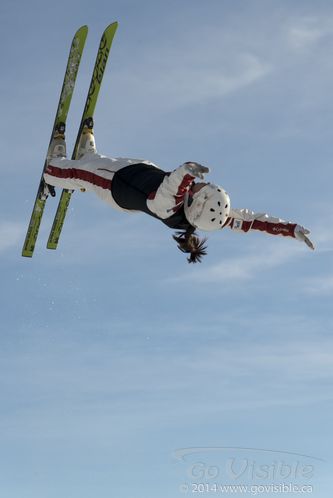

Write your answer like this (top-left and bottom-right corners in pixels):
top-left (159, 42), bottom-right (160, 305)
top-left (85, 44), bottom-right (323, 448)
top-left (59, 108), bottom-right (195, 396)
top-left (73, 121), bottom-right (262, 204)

top-left (173, 226), bottom-right (208, 263)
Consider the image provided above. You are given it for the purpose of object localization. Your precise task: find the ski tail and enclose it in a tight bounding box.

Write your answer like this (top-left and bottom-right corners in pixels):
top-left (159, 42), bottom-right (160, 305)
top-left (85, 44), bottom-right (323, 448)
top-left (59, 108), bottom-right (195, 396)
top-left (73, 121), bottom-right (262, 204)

top-left (22, 25), bottom-right (88, 257)
top-left (47, 22), bottom-right (118, 251)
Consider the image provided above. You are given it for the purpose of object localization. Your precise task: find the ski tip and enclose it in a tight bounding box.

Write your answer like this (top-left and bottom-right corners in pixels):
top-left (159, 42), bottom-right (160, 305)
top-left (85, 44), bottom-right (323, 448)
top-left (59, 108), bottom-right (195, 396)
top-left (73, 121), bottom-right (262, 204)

top-left (106, 21), bottom-right (119, 31)
top-left (76, 25), bottom-right (88, 35)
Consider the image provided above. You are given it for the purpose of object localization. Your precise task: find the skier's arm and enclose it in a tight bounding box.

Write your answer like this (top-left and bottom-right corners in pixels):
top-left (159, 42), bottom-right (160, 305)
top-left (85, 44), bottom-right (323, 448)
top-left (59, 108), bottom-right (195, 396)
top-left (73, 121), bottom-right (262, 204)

top-left (225, 208), bottom-right (314, 249)
top-left (147, 163), bottom-right (208, 219)
top-left (226, 208), bottom-right (296, 236)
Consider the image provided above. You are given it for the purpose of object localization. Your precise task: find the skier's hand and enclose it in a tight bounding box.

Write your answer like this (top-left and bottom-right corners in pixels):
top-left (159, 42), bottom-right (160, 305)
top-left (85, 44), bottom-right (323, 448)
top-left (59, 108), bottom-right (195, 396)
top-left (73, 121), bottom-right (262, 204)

top-left (294, 225), bottom-right (315, 250)
top-left (183, 162), bottom-right (210, 180)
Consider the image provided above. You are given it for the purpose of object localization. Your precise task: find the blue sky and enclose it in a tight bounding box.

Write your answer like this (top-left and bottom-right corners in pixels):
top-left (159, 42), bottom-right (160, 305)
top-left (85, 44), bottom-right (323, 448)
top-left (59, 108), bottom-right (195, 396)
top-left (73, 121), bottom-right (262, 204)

top-left (0, 0), bottom-right (332, 497)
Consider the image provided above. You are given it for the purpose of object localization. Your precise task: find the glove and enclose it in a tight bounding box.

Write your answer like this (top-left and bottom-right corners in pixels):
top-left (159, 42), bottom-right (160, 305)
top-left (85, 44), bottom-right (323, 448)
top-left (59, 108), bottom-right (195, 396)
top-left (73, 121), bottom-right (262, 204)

top-left (183, 161), bottom-right (210, 180)
top-left (294, 225), bottom-right (315, 250)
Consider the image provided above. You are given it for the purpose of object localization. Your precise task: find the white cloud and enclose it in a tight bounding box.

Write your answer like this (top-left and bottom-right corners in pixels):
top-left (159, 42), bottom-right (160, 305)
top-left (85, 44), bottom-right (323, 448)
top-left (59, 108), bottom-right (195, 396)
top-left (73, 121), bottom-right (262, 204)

top-left (289, 26), bottom-right (323, 50)
top-left (201, 55), bottom-right (268, 102)
top-left (288, 17), bottom-right (333, 50)
top-left (160, 53), bottom-right (271, 107)
top-left (111, 28), bottom-right (272, 116)
top-left (168, 239), bottom-right (302, 285)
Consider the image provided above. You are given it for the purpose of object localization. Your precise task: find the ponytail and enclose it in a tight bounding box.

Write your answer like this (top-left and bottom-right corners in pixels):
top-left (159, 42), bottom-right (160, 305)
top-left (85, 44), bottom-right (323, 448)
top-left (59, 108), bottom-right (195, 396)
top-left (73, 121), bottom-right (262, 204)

top-left (173, 227), bottom-right (208, 263)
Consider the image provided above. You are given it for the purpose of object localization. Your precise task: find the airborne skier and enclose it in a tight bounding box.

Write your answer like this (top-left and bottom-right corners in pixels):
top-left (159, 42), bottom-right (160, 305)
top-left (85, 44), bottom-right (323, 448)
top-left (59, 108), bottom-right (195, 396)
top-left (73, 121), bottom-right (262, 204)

top-left (43, 120), bottom-right (315, 263)
top-left (22, 23), bottom-right (314, 261)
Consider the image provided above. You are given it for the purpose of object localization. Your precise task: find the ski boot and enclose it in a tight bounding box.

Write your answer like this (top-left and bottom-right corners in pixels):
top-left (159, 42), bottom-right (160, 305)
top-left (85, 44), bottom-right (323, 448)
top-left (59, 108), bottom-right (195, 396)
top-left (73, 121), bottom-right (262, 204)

top-left (48, 122), bottom-right (67, 160)
top-left (77, 117), bottom-right (96, 159)
top-left (40, 179), bottom-right (56, 200)
top-left (43, 122), bottom-right (67, 198)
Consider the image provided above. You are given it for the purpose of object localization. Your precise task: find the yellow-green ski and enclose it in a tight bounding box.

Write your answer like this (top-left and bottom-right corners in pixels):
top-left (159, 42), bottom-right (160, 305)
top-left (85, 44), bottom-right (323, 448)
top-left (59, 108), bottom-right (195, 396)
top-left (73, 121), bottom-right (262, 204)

top-left (47, 22), bottom-right (118, 250)
top-left (22, 25), bottom-right (88, 257)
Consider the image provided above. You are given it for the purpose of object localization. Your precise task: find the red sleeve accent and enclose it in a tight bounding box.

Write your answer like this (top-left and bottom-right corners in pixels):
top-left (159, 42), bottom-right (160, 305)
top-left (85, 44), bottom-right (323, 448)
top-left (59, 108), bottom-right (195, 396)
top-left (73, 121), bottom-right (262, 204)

top-left (227, 217), bottom-right (297, 237)
top-left (251, 220), bottom-right (297, 237)
top-left (147, 173), bottom-right (195, 211)
top-left (173, 173), bottom-right (195, 211)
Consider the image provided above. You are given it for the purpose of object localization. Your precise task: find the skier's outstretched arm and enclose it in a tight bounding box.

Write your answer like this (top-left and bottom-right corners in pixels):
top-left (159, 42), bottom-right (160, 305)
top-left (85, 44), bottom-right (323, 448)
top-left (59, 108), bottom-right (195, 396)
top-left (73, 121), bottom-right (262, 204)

top-left (225, 208), bottom-right (315, 250)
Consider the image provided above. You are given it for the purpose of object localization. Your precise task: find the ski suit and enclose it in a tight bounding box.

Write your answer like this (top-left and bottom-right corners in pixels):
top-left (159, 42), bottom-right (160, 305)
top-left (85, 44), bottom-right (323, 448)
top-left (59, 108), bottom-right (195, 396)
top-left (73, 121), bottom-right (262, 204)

top-left (44, 153), bottom-right (298, 239)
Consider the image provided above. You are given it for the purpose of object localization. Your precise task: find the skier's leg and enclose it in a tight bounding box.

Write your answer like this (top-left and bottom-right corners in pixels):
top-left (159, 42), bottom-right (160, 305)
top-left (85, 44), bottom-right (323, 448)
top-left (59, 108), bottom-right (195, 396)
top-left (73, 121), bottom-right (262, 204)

top-left (43, 116), bottom-right (122, 207)
top-left (44, 157), bottom-right (89, 190)
top-left (42, 125), bottom-right (67, 196)
top-left (44, 116), bottom-right (102, 190)
top-left (44, 155), bottom-right (116, 206)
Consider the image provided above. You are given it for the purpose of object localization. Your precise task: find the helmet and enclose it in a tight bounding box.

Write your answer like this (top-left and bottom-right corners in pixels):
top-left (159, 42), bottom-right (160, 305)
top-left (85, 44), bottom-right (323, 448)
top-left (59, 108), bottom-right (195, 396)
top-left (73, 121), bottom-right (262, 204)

top-left (184, 184), bottom-right (230, 231)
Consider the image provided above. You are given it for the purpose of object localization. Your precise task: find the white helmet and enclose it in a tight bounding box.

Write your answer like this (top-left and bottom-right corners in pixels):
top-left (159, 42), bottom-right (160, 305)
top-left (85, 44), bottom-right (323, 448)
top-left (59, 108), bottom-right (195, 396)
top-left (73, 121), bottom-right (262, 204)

top-left (184, 183), bottom-right (230, 231)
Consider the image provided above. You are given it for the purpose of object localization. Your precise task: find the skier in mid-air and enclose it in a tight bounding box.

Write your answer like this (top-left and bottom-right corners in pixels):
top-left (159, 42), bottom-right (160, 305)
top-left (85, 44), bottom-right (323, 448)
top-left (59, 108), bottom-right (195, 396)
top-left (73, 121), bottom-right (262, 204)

top-left (43, 121), bottom-right (314, 263)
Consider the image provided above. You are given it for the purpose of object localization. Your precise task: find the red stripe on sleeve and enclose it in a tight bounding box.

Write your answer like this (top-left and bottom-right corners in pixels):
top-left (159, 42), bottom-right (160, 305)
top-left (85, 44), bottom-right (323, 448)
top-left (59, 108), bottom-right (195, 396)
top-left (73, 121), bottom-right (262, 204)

top-left (251, 220), bottom-right (296, 237)
top-left (172, 173), bottom-right (195, 211)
